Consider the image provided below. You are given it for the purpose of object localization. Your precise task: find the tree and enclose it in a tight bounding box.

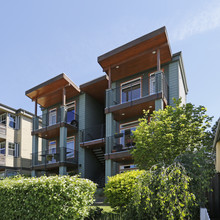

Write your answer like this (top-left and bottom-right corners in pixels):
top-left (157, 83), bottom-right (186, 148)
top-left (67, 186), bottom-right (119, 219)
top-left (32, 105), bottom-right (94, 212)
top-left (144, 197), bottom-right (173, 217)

top-left (131, 99), bottom-right (213, 170)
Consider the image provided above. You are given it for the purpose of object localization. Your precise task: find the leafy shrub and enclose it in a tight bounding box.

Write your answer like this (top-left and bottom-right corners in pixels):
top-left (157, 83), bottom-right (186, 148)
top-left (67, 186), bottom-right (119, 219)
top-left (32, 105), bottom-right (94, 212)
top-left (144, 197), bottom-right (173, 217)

top-left (104, 170), bottom-right (145, 209)
top-left (105, 164), bottom-right (196, 219)
top-left (0, 175), bottom-right (96, 220)
top-left (85, 206), bottom-right (103, 220)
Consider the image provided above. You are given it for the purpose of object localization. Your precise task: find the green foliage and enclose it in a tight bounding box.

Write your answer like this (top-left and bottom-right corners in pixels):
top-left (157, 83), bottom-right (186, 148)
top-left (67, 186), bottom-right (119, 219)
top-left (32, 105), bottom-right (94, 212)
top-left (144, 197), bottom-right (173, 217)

top-left (104, 170), bottom-right (145, 209)
top-left (105, 164), bottom-right (196, 219)
top-left (131, 99), bottom-right (213, 170)
top-left (85, 206), bottom-right (103, 220)
top-left (0, 175), bottom-right (96, 220)
top-left (175, 145), bottom-right (215, 213)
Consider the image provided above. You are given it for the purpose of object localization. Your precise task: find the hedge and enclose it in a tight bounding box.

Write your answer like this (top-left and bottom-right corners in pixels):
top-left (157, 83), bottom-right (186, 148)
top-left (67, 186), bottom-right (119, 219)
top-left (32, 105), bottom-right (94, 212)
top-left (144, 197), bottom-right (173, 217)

top-left (104, 170), bottom-right (145, 209)
top-left (0, 175), bottom-right (96, 220)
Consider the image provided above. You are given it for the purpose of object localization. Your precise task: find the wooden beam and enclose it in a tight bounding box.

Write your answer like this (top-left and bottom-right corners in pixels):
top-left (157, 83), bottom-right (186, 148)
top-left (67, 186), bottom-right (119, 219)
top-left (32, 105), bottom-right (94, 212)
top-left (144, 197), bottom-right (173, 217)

top-left (63, 87), bottom-right (66, 106)
top-left (108, 66), bottom-right (111, 89)
top-left (157, 49), bottom-right (161, 71)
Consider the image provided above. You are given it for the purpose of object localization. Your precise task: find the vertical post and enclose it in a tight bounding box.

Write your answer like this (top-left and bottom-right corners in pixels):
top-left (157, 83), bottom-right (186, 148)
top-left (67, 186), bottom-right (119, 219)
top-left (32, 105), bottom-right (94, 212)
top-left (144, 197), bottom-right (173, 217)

top-left (35, 99), bottom-right (38, 116)
top-left (157, 49), bottom-right (161, 71)
top-left (62, 87), bottom-right (66, 106)
top-left (108, 66), bottom-right (111, 89)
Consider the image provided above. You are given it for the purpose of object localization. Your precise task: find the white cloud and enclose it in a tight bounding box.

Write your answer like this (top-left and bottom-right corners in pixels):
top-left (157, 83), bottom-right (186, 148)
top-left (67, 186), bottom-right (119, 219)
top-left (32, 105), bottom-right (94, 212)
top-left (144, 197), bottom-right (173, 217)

top-left (172, 1), bottom-right (220, 41)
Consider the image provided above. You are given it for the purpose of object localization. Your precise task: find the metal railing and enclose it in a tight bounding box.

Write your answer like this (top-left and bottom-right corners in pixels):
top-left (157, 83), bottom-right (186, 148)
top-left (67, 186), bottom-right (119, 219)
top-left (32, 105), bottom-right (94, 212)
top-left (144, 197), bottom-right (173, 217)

top-left (106, 71), bottom-right (169, 108)
top-left (80, 124), bottom-right (105, 142)
top-left (0, 123), bottom-right (6, 136)
top-left (32, 147), bottom-right (78, 167)
top-left (106, 132), bottom-right (136, 154)
top-left (37, 110), bottom-right (79, 129)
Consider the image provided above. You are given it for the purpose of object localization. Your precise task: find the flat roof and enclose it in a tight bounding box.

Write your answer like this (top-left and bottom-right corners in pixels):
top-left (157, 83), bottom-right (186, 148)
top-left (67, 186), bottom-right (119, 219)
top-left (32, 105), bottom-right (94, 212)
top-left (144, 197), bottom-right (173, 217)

top-left (97, 26), bottom-right (172, 81)
top-left (25, 73), bottom-right (80, 108)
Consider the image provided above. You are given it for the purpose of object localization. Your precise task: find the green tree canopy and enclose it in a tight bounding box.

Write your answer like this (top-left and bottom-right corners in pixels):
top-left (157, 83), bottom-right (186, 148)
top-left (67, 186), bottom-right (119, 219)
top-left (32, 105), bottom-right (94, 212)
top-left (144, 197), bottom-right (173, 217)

top-left (131, 99), bottom-right (213, 170)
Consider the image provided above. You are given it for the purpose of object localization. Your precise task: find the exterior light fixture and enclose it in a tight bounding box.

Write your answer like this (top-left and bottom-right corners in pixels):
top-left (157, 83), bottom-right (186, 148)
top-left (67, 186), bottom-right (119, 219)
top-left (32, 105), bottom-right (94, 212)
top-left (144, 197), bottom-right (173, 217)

top-left (152, 51), bottom-right (156, 54)
top-left (116, 65), bottom-right (120, 69)
top-left (121, 113), bottom-right (125, 116)
top-left (149, 106), bottom-right (152, 109)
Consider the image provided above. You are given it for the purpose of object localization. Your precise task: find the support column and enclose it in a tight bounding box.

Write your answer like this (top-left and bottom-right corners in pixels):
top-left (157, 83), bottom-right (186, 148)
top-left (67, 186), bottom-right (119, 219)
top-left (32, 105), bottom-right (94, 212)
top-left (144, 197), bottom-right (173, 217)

top-left (59, 106), bottom-right (67, 175)
top-left (216, 141), bottom-right (220, 172)
top-left (105, 113), bottom-right (114, 183)
top-left (31, 116), bottom-right (39, 177)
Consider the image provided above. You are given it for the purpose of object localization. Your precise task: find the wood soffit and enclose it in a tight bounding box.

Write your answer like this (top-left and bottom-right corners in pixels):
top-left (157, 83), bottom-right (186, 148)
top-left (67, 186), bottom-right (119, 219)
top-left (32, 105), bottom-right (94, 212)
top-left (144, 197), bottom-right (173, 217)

top-left (98, 27), bottom-right (172, 81)
top-left (25, 73), bottom-right (80, 108)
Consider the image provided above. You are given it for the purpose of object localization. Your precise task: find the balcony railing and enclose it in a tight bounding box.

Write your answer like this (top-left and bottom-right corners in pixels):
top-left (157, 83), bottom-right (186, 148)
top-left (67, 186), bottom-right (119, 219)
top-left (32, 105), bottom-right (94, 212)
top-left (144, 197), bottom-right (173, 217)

top-left (0, 154), bottom-right (5, 166)
top-left (32, 147), bottom-right (78, 167)
top-left (0, 123), bottom-right (6, 138)
top-left (106, 132), bottom-right (136, 154)
top-left (106, 71), bottom-right (168, 108)
top-left (80, 124), bottom-right (105, 142)
top-left (37, 110), bottom-right (79, 129)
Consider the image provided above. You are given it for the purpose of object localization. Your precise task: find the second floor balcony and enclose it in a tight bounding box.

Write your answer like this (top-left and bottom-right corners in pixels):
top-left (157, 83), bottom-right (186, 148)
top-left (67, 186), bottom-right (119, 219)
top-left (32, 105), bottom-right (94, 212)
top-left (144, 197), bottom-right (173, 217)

top-left (32, 147), bottom-right (78, 171)
top-left (32, 110), bottom-right (78, 139)
top-left (105, 71), bottom-right (168, 120)
top-left (105, 132), bottom-right (135, 162)
top-left (0, 123), bottom-right (6, 141)
top-left (80, 124), bottom-right (105, 148)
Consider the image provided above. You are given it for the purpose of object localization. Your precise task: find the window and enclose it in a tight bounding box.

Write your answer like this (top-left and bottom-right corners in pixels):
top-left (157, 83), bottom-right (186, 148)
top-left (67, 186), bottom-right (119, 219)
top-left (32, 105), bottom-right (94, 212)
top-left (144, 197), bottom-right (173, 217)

top-left (9, 114), bottom-right (16, 128)
top-left (121, 78), bottom-right (141, 103)
top-left (120, 121), bottom-right (139, 148)
top-left (8, 143), bottom-right (19, 157)
top-left (0, 142), bottom-right (5, 154)
top-left (66, 137), bottom-right (75, 158)
top-left (49, 109), bottom-right (56, 126)
top-left (119, 164), bottom-right (137, 173)
top-left (0, 114), bottom-right (6, 125)
top-left (66, 101), bottom-right (76, 124)
top-left (48, 141), bottom-right (56, 163)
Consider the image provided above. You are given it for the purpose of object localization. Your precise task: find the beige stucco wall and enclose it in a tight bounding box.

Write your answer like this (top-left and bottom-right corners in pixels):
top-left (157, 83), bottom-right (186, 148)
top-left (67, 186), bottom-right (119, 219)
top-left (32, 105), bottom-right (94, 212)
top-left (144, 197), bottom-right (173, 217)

top-left (216, 141), bottom-right (220, 172)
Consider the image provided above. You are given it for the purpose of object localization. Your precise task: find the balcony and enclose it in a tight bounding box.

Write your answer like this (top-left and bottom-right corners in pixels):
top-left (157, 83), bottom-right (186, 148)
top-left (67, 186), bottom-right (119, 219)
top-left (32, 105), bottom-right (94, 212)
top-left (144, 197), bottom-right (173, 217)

top-left (104, 132), bottom-right (135, 162)
top-left (105, 71), bottom-right (168, 120)
top-left (80, 124), bottom-right (105, 148)
top-left (0, 123), bottom-right (6, 141)
top-left (0, 154), bottom-right (5, 166)
top-left (32, 147), bottom-right (78, 171)
top-left (32, 110), bottom-right (78, 139)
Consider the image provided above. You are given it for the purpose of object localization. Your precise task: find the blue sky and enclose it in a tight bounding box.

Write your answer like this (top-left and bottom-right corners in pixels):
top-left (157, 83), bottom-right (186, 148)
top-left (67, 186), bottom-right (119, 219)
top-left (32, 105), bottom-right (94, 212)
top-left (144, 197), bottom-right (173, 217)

top-left (0, 0), bottom-right (219, 124)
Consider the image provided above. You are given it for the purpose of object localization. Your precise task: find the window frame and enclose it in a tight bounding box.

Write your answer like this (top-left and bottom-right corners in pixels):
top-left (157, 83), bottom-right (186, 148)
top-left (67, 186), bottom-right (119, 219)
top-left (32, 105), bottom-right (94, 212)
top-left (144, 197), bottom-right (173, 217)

top-left (8, 114), bottom-right (16, 129)
top-left (0, 113), bottom-right (6, 125)
top-left (66, 136), bottom-right (75, 159)
top-left (48, 108), bottom-right (57, 126)
top-left (120, 77), bottom-right (142, 104)
top-left (0, 142), bottom-right (6, 155)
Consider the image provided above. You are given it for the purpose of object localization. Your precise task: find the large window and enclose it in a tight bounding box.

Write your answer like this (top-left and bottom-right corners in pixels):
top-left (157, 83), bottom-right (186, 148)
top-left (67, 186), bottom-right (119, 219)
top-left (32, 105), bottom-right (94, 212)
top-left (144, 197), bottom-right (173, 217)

top-left (121, 78), bottom-right (141, 103)
top-left (66, 136), bottom-right (75, 158)
top-left (48, 141), bottom-right (56, 163)
top-left (49, 109), bottom-right (57, 126)
top-left (0, 114), bottom-right (6, 125)
top-left (0, 142), bottom-right (6, 154)
top-left (9, 114), bottom-right (16, 128)
top-left (120, 121), bottom-right (139, 148)
top-left (66, 101), bottom-right (76, 124)
top-left (8, 143), bottom-right (19, 157)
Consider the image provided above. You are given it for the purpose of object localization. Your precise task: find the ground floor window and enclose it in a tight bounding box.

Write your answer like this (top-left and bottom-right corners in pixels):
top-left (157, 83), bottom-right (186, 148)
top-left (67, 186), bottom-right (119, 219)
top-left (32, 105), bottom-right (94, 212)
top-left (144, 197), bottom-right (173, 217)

top-left (8, 142), bottom-right (19, 157)
top-left (119, 164), bottom-right (137, 173)
top-left (48, 141), bottom-right (56, 163)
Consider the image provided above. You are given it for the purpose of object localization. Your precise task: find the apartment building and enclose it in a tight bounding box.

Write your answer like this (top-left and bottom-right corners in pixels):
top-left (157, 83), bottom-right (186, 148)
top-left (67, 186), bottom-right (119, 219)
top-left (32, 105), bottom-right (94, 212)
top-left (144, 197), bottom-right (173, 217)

top-left (0, 103), bottom-right (35, 178)
top-left (25, 27), bottom-right (188, 186)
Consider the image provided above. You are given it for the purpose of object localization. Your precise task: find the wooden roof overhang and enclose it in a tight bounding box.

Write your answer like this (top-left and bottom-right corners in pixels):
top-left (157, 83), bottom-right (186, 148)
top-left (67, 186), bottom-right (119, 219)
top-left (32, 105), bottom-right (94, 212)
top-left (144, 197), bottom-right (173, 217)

top-left (80, 75), bottom-right (108, 104)
top-left (25, 73), bottom-right (80, 108)
top-left (98, 26), bottom-right (172, 82)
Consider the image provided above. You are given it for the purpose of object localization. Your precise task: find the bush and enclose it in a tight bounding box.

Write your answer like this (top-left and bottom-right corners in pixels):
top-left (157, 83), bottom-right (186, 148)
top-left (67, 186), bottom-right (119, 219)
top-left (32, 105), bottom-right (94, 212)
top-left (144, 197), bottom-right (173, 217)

top-left (104, 170), bottom-right (145, 209)
top-left (105, 164), bottom-right (196, 219)
top-left (0, 175), bottom-right (96, 220)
